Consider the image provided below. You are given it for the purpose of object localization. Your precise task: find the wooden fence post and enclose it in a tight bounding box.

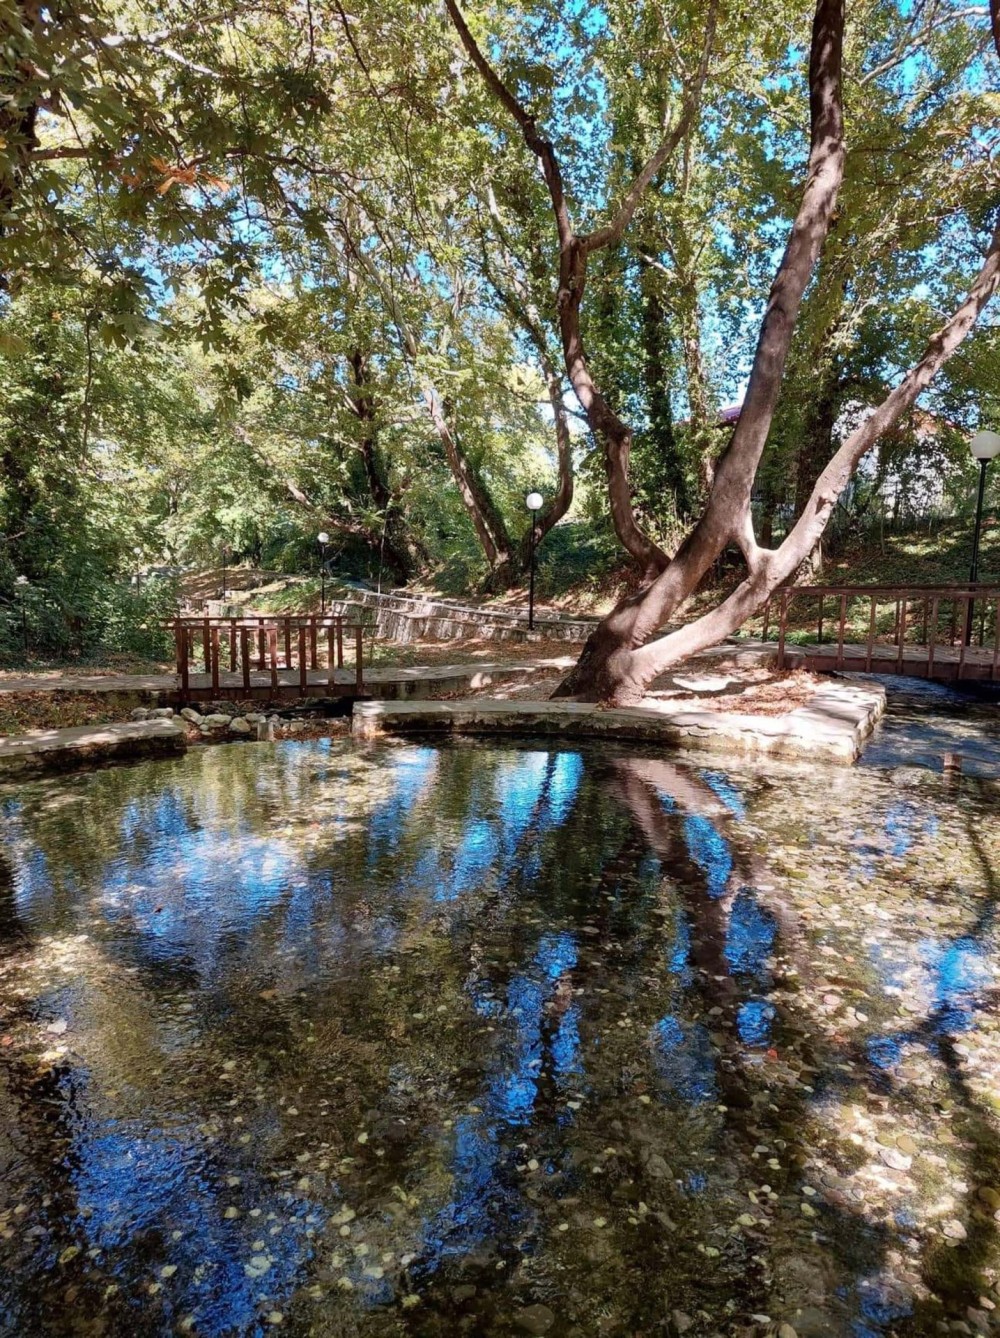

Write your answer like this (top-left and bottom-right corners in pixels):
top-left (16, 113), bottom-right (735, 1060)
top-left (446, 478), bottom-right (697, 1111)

top-left (211, 627), bottom-right (220, 694)
top-left (299, 626), bottom-right (308, 693)
top-left (776, 593), bottom-right (788, 668)
top-left (268, 627), bottom-right (279, 691)
top-left (241, 628), bottom-right (251, 694)
top-left (328, 624), bottom-right (336, 689)
top-left (836, 594), bottom-right (847, 669)
top-left (202, 617), bottom-right (211, 673)
top-left (865, 595), bottom-right (876, 672)
top-left (355, 624), bottom-right (364, 693)
top-left (180, 626), bottom-right (190, 697)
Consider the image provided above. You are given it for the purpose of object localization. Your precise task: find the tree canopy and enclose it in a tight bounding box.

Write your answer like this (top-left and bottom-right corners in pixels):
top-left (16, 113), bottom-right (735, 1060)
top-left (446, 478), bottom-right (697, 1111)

top-left (2, 0), bottom-right (999, 678)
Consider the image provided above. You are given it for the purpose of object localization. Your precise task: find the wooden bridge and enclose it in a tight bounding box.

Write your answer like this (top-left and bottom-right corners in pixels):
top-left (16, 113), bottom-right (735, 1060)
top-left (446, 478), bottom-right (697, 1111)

top-left (766, 583), bottom-right (1000, 681)
top-left (172, 614), bottom-right (369, 701)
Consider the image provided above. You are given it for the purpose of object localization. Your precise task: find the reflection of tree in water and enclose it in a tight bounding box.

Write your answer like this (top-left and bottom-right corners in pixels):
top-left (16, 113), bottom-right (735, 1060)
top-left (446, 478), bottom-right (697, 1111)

top-left (0, 743), bottom-right (998, 1334)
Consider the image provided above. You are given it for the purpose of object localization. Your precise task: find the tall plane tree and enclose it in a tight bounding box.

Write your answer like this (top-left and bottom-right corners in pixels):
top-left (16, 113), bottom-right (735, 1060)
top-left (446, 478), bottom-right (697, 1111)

top-left (446, 0), bottom-right (1000, 702)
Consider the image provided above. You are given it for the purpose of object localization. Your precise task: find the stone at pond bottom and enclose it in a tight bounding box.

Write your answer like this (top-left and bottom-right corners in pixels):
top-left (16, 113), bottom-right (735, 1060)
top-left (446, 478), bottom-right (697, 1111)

top-left (200, 714), bottom-right (231, 730)
top-left (516, 1304), bottom-right (556, 1334)
top-left (228, 718), bottom-right (252, 735)
top-left (879, 1147), bottom-right (912, 1171)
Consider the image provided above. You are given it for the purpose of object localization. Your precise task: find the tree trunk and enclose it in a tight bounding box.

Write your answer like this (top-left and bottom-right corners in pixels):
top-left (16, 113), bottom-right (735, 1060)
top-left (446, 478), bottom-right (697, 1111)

top-left (347, 350), bottom-right (426, 582)
top-left (0, 3), bottom-right (41, 289)
top-left (559, 214), bottom-right (1000, 702)
top-left (423, 385), bottom-right (514, 572)
top-left (552, 0), bottom-right (848, 700)
top-left (638, 255), bottom-right (689, 521)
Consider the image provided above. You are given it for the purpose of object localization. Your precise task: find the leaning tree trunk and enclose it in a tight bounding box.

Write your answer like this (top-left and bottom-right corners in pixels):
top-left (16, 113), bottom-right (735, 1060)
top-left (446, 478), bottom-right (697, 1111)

top-left (552, 0), bottom-right (848, 700)
top-left (559, 215), bottom-right (1000, 702)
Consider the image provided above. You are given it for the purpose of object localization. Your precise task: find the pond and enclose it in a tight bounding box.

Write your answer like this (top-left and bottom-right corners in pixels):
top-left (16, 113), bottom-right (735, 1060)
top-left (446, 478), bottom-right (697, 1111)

top-left (0, 735), bottom-right (998, 1337)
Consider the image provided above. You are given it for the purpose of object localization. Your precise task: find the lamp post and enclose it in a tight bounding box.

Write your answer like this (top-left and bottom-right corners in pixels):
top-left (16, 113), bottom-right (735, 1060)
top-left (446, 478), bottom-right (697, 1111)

top-left (14, 575), bottom-right (28, 658)
top-left (525, 491), bottom-right (544, 631)
top-left (317, 531), bottom-right (330, 614)
top-left (966, 430), bottom-right (1000, 644)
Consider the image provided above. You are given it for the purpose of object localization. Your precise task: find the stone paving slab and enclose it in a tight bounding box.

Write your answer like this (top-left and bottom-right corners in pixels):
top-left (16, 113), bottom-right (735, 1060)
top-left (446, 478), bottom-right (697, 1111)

top-left (352, 680), bottom-right (887, 765)
top-left (0, 719), bottom-right (187, 777)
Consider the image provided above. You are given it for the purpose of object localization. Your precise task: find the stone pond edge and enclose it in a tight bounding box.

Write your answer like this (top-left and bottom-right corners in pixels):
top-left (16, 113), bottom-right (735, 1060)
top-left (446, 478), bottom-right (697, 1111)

top-left (350, 679), bottom-right (888, 765)
top-left (0, 719), bottom-right (188, 777)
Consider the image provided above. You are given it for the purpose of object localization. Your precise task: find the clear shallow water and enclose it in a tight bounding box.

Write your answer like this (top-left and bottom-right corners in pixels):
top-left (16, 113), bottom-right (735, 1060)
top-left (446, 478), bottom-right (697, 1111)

top-left (857, 676), bottom-right (1000, 778)
top-left (0, 739), bottom-right (998, 1337)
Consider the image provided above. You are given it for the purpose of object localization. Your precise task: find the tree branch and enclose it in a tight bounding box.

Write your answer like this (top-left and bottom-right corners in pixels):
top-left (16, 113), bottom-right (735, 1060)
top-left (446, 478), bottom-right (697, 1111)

top-left (582, 1), bottom-right (718, 253)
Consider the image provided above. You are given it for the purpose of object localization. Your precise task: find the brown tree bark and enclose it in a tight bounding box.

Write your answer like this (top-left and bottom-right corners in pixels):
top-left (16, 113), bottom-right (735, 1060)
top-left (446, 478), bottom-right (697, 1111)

top-left (347, 349), bottom-right (427, 582)
top-left (444, 0), bottom-right (717, 584)
top-left (422, 385), bottom-right (514, 571)
top-left (549, 0), bottom-right (846, 699)
top-left (0, 3), bottom-right (41, 283)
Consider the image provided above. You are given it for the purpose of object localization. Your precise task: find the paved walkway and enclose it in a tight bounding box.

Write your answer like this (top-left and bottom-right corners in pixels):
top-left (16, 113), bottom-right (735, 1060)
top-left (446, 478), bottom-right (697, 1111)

top-left (0, 660), bottom-right (566, 701)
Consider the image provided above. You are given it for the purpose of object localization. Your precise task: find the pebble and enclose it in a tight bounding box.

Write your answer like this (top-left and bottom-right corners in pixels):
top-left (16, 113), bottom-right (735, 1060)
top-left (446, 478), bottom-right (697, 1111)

top-left (516, 1304), bottom-right (556, 1334)
top-left (879, 1147), bottom-right (912, 1171)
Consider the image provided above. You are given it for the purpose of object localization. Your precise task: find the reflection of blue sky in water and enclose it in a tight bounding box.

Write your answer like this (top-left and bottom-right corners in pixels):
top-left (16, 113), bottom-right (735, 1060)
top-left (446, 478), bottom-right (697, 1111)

top-left (437, 752), bottom-right (583, 903)
top-left (422, 931), bottom-right (581, 1266)
top-left (847, 797), bottom-right (939, 883)
top-left (737, 999), bottom-right (776, 1047)
top-left (848, 1271), bottom-right (914, 1336)
top-left (651, 1014), bottom-right (717, 1104)
top-left (67, 1111), bottom-right (324, 1333)
top-left (867, 924), bottom-right (996, 1071)
top-left (365, 747), bottom-right (439, 864)
top-left (700, 771), bottom-right (746, 820)
top-left (683, 816), bottom-right (732, 899)
top-left (665, 908), bottom-right (694, 984)
top-left (725, 889), bottom-right (776, 979)
top-left (884, 800), bottom-right (938, 857)
top-left (1, 800), bottom-right (66, 916)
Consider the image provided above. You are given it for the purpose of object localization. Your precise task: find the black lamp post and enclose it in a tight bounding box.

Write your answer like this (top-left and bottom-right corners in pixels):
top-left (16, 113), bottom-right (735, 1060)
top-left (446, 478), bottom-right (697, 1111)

top-left (966, 430), bottom-right (1000, 644)
top-left (14, 575), bottom-right (28, 658)
top-left (318, 531), bottom-right (330, 613)
top-left (525, 491), bottom-right (543, 631)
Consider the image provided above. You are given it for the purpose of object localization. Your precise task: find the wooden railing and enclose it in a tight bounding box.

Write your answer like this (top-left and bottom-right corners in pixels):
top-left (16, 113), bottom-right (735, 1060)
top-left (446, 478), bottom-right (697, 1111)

top-left (169, 615), bottom-right (369, 696)
top-left (765, 584), bottom-right (1000, 679)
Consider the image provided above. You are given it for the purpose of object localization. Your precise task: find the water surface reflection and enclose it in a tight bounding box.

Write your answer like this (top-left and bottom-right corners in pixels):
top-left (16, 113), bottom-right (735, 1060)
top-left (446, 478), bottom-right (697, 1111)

top-left (0, 739), bottom-right (998, 1336)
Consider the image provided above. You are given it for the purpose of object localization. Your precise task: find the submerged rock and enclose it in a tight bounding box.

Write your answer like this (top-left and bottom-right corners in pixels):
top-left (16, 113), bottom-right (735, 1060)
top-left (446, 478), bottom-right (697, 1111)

top-left (516, 1304), bottom-right (555, 1334)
